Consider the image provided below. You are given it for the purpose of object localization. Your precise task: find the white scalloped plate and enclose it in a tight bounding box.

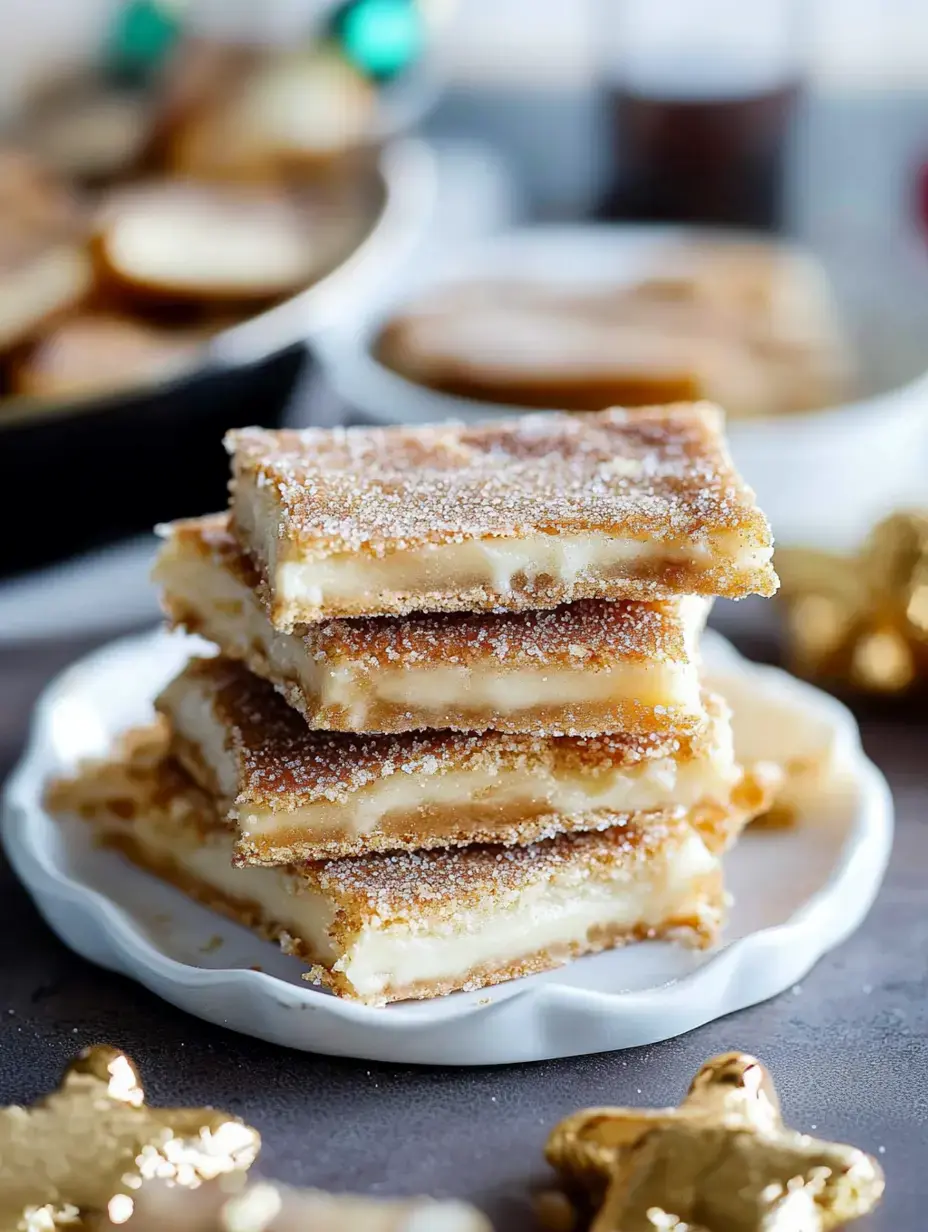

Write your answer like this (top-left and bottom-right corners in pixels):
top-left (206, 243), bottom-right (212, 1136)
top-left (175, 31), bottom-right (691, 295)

top-left (2, 628), bottom-right (892, 1065)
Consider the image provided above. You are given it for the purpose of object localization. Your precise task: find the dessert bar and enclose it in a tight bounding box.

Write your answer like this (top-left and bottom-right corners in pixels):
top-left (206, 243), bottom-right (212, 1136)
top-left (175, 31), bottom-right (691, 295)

top-left (155, 514), bottom-right (709, 737)
top-left (155, 656), bottom-right (753, 864)
top-left (48, 733), bottom-right (725, 1006)
top-left (225, 405), bottom-right (777, 628)
top-left (377, 287), bottom-right (707, 411)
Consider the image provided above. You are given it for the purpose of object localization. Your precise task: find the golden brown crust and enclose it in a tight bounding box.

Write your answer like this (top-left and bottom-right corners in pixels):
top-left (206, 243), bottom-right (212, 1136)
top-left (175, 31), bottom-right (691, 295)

top-left (162, 676), bottom-right (756, 865)
top-left (158, 511), bottom-right (260, 584)
top-left (278, 685), bottom-right (691, 741)
top-left (226, 406), bottom-right (777, 610)
top-left (264, 566), bottom-right (772, 625)
top-left (79, 823), bottom-right (721, 1006)
top-left (225, 795), bottom-right (747, 866)
top-left (156, 656), bottom-right (718, 810)
top-left (311, 815), bottom-right (710, 931)
top-left (162, 581), bottom-right (708, 738)
top-left (44, 721), bottom-right (230, 842)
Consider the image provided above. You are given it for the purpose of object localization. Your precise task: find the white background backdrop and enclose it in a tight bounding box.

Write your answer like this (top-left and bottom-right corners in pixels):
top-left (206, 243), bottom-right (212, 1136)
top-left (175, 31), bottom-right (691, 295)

top-left (1, 0), bottom-right (926, 114)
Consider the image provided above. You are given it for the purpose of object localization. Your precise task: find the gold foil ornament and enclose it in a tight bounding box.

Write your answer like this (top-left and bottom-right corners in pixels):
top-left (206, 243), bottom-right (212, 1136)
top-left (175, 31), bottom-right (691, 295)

top-left (546, 1052), bottom-right (884, 1231)
top-left (778, 510), bottom-right (928, 693)
top-left (0, 1045), bottom-right (260, 1231)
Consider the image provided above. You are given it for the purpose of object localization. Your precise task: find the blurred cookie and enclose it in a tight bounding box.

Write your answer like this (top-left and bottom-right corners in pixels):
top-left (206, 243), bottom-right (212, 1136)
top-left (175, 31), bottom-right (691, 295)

top-left (19, 83), bottom-right (152, 183)
top-left (166, 50), bottom-right (376, 182)
top-left (0, 240), bottom-right (93, 354)
top-left (12, 313), bottom-right (200, 401)
top-left (0, 145), bottom-right (83, 240)
top-left (94, 180), bottom-right (336, 306)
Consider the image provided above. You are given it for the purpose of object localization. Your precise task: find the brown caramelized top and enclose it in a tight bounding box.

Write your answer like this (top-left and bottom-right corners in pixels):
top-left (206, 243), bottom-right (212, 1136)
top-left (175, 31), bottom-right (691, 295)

top-left (158, 657), bottom-right (719, 809)
top-left (226, 405), bottom-right (774, 562)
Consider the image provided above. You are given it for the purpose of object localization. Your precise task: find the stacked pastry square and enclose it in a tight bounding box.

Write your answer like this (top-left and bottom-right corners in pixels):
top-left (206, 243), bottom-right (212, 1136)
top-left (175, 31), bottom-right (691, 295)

top-left (52, 404), bottom-right (778, 1005)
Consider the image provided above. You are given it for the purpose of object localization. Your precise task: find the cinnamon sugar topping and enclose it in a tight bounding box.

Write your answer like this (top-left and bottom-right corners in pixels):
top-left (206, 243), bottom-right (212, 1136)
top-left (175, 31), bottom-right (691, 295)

top-left (310, 813), bottom-right (683, 922)
top-left (226, 405), bottom-right (773, 560)
top-left (50, 739), bottom-right (707, 928)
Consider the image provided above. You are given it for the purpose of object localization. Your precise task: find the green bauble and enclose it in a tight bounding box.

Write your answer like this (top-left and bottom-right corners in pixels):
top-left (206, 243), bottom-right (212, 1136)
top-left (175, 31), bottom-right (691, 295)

top-left (332, 0), bottom-right (425, 82)
top-left (106, 0), bottom-right (182, 85)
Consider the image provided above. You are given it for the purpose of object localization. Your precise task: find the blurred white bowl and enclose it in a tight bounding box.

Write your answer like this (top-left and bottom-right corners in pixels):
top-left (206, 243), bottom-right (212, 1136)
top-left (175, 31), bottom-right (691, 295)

top-left (313, 225), bottom-right (928, 550)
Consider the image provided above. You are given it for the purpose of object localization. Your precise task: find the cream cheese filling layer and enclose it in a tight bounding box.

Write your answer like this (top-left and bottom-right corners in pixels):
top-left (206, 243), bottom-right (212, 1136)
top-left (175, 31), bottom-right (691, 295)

top-left (94, 802), bottom-right (718, 1000)
top-left (337, 829), bottom-right (719, 998)
top-left (273, 531), bottom-right (772, 610)
top-left (95, 809), bottom-right (338, 962)
top-left (157, 545), bottom-right (709, 727)
top-left (371, 659), bottom-right (700, 716)
top-left (165, 677), bottom-right (739, 843)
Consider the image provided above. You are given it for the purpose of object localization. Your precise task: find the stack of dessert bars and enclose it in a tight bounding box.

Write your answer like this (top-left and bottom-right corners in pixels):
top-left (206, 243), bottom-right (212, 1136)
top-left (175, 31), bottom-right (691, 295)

top-left (54, 405), bottom-right (778, 1005)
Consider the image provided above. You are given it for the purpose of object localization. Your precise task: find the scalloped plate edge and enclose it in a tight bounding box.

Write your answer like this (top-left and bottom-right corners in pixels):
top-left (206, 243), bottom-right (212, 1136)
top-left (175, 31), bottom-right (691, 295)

top-left (1, 629), bottom-right (894, 1064)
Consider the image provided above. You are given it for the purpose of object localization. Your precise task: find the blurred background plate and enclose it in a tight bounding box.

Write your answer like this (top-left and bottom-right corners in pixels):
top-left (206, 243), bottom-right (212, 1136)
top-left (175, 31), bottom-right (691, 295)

top-left (308, 222), bottom-right (928, 551)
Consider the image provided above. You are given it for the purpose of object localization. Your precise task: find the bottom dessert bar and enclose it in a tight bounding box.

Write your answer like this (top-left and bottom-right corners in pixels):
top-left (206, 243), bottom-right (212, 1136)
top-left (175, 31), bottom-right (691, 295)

top-left (47, 728), bottom-right (726, 1006)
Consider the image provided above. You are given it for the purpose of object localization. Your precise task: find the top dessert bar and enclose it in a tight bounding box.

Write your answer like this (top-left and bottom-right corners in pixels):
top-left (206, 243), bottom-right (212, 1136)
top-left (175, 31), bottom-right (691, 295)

top-left (226, 405), bottom-right (777, 628)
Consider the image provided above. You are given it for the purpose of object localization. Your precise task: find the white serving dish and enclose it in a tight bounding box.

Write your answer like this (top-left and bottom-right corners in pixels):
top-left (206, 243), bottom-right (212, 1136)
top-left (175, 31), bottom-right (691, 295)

top-left (2, 627), bottom-right (892, 1065)
top-left (311, 224), bottom-right (928, 550)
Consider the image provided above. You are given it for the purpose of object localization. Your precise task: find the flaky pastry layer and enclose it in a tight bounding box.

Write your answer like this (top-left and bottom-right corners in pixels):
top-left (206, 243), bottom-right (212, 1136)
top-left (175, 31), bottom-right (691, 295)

top-left (155, 513), bottom-right (708, 736)
top-left (154, 656), bottom-right (756, 865)
top-left (225, 406), bottom-right (777, 627)
top-left (47, 732), bottom-right (725, 1005)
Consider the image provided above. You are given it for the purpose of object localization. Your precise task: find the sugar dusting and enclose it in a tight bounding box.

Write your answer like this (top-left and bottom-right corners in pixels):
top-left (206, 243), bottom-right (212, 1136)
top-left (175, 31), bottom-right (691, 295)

top-left (307, 810), bottom-right (688, 922)
top-left (51, 739), bottom-right (705, 933)
top-left (226, 405), bottom-right (773, 560)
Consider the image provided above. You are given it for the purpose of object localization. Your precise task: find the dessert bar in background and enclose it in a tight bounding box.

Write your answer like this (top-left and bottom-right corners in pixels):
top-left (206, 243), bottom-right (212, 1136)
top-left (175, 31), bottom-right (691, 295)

top-left (377, 243), bottom-right (852, 419)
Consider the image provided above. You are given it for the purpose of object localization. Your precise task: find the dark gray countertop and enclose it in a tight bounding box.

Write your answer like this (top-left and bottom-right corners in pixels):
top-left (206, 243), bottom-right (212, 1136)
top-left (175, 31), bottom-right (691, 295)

top-left (1, 631), bottom-right (926, 1228)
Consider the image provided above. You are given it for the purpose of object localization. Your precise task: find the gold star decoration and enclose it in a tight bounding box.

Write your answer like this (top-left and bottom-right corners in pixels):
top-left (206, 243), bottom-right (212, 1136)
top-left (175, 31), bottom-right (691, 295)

top-left (0, 1045), bottom-right (260, 1231)
top-left (777, 510), bottom-right (928, 693)
top-left (545, 1052), bottom-right (884, 1231)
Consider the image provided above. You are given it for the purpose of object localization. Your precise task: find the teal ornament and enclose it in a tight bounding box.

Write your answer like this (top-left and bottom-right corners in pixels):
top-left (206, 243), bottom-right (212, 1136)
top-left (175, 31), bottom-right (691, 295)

top-left (106, 0), bottom-right (183, 86)
top-left (331, 0), bottom-right (425, 82)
